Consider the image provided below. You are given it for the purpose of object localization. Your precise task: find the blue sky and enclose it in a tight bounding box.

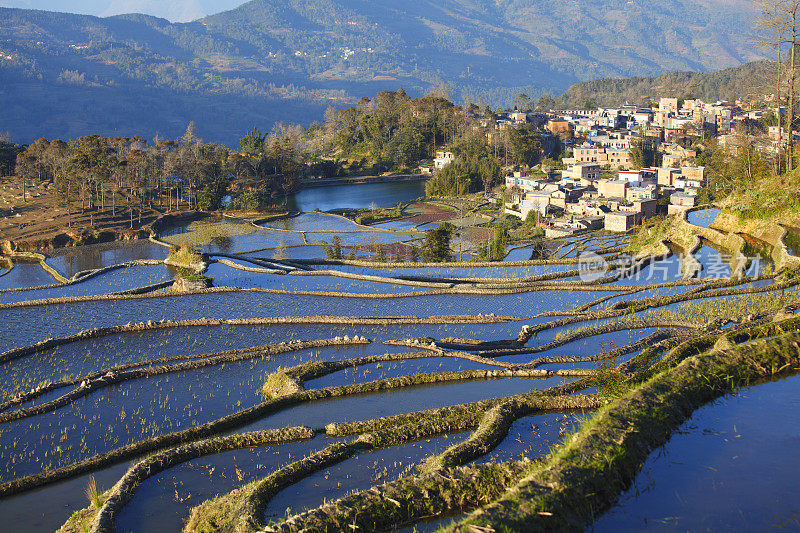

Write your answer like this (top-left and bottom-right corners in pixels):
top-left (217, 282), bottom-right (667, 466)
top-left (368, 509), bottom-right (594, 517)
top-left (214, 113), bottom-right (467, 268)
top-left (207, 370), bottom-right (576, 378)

top-left (0, 0), bottom-right (247, 21)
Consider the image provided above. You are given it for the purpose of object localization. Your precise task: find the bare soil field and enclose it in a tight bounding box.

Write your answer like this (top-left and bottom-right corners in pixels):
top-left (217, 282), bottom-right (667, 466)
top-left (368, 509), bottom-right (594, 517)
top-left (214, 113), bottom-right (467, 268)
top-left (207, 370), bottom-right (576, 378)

top-left (0, 176), bottom-right (164, 250)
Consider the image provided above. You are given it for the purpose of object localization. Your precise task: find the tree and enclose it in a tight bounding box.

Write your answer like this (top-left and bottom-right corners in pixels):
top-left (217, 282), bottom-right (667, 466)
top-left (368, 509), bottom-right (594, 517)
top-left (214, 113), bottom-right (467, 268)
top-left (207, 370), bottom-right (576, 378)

top-left (509, 125), bottom-right (543, 167)
top-left (731, 134), bottom-right (770, 187)
top-left (695, 139), bottom-right (734, 199)
top-left (68, 135), bottom-right (117, 214)
top-left (784, 1), bottom-right (800, 171)
top-left (0, 137), bottom-right (22, 177)
top-left (421, 222), bottom-right (454, 262)
top-left (325, 235), bottom-right (343, 259)
top-left (629, 136), bottom-right (658, 168)
top-left (240, 127), bottom-right (267, 155)
top-left (15, 151), bottom-right (43, 202)
top-left (426, 138), bottom-right (502, 196)
top-left (477, 224), bottom-right (508, 262)
top-left (197, 177), bottom-right (229, 210)
top-left (514, 93), bottom-right (533, 112)
top-left (755, 0), bottom-right (800, 172)
top-left (536, 93), bottom-right (557, 111)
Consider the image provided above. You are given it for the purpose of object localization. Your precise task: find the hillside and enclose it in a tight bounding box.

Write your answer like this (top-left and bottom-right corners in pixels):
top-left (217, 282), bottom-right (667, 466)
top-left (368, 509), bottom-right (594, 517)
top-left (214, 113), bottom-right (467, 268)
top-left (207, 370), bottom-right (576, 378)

top-left (556, 61), bottom-right (775, 108)
top-left (0, 0), bottom-right (762, 145)
top-left (0, 1), bottom-right (244, 21)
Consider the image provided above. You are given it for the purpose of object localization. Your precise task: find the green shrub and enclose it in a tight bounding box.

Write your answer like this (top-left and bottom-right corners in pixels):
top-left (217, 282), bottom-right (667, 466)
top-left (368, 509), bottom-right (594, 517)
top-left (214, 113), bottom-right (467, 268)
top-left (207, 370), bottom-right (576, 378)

top-left (168, 243), bottom-right (204, 266)
top-left (226, 190), bottom-right (275, 212)
top-left (261, 368), bottom-right (296, 399)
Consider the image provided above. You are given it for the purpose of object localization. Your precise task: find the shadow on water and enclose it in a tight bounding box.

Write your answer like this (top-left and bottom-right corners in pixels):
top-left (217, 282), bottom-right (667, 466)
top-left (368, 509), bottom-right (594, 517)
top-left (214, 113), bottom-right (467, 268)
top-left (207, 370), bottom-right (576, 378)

top-left (783, 225), bottom-right (800, 257)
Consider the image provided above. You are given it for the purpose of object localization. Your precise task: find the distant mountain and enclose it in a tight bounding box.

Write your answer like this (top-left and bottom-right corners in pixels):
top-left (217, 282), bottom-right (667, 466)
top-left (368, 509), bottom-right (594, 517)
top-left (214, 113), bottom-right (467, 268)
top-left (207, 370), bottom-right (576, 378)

top-left (556, 61), bottom-right (775, 109)
top-left (101, 1), bottom-right (206, 22)
top-left (0, 1), bottom-right (245, 21)
top-left (0, 0), bottom-right (764, 146)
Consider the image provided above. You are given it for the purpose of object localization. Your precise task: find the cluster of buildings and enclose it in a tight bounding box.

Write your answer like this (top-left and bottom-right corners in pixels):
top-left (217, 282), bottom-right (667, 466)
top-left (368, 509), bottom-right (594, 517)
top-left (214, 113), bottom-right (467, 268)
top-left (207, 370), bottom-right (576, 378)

top-left (503, 160), bottom-right (706, 235)
top-left (548, 97), bottom-right (736, 142)
top-left (427, 95), bottom-right (782, 235)
top-left (495, 97), bottom-right (771, 234)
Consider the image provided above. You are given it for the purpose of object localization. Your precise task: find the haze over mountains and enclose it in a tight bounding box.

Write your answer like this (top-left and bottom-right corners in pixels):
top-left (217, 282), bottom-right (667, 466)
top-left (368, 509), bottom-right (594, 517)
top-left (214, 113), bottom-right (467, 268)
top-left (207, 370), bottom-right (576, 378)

top-left (0, 1), bottom-right (244, 22)
top-left (0, 0), bottom-right (763, 146)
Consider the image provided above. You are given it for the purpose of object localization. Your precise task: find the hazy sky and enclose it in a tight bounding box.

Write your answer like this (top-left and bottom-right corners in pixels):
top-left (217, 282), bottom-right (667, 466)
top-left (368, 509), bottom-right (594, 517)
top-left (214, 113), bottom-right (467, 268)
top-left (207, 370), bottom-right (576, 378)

top-left (0, 0), bottom-right (247, 21)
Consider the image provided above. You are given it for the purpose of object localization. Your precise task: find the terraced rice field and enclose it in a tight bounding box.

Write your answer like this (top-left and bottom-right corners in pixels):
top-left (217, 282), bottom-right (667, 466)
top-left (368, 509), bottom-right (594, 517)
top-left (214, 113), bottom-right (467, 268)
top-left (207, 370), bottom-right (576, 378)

top-left (2, 207), bottom-right (799, 532)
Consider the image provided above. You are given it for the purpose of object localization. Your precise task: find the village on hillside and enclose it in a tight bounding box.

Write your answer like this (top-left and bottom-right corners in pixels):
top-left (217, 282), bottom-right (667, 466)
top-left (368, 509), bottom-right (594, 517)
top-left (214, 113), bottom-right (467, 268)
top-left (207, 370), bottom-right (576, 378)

top-left (427, 96), bottom-right (778, 236)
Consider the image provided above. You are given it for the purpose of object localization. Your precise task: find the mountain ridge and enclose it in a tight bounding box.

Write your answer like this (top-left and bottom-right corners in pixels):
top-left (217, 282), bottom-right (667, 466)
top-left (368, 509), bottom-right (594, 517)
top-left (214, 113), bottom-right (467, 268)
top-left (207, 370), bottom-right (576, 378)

top-left (0, 1), bottom-right (245, 22)
top-left (0, 0), bottom-right (764, 145)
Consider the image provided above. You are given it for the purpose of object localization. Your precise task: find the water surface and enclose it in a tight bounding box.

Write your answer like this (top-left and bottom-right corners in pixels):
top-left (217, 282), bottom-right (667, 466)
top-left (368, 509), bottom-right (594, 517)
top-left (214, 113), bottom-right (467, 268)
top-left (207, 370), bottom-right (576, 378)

top-left (591, 375), bottom-right (800, 532)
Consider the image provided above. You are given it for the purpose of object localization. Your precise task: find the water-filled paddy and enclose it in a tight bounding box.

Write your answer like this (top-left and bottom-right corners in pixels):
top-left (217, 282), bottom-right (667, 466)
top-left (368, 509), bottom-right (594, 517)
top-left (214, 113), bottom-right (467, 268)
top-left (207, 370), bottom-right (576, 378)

top-left (591, 375), bottom-right (800, 532)
top-left (0, 264), bottom-right (173, 304)
top-left (0, 289), bottom-right (617, 351)
top-left (2, 201), bottom-right (796, 532)
top-left (45, 239), bottom-right (170, 277)
top-left (687, 208), bottom-right (721, 229)
top-left (118, 438), bottom-right (331, 533)
top-left (0, 262), bottom-right (58, 291)
top-left (286, 180), bottom-right (426, 212)
top-left (263, 434), bottom-right (466, 524)
top-left (258, 212), bottom-right (362, 232)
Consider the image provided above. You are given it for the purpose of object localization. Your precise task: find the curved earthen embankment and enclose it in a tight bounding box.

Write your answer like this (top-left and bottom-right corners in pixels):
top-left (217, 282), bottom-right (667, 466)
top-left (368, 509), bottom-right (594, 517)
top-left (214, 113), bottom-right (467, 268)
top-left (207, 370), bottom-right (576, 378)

top-left (0, 338), bottom-right (363, 413)
top-left (1, 345), bottom-right (573, 499)
top-left (710, 210), bottom-right (800, 271)
top-left (0, 338), bottom-right (371, 423)
top-left (678, 207), bottom-right (746, 274)
top-left (0, 314), bottom-right (518, 367)
top-left (446, 325), bottom-right (800, 531)
top-left (144, 211), bottom-right (211, 237)
top-left (2, 251), bottom-right (70, 283)
top-left (254, 318), bottom-right (800, 533)
top-left (290, 256), bottom-right (587, 268)
top-left (0, 255), bottom-right (14, 276)
top-left (87, 427), bottom-right (315, 533)
top-left (214, 258), bottom-right (288, 276)
top-left (184, 381), bottom-right (600, 533)
top-left (0, 259), bottom-right (166, 294)
top-left (0, 251), bottom-right (599, 304)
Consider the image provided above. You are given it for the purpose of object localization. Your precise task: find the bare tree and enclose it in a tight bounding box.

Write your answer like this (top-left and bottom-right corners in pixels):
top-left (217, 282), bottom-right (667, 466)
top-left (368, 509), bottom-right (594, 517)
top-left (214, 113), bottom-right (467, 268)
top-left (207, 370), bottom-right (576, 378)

top-left (755, 0), bottom-right (786, 173)
top-left (753, 0), bottom-right (800, 172)
top-left (784, 1), bottom-right (800, 171)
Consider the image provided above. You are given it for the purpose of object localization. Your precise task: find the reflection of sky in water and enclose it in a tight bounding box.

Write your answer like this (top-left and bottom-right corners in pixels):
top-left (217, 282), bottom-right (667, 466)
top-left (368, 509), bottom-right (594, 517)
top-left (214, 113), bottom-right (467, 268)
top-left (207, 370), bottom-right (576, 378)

top-left (287, 180), bottom-right (426, 211)
top-left (687, 208), bottom-right (721, 229)
top-left (593, 375), bottom-right (800, 532)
